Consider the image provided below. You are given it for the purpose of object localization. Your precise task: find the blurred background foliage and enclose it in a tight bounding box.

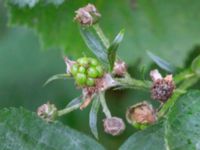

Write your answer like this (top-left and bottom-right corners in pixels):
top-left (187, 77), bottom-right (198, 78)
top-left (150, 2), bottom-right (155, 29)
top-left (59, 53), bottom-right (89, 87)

top-left (1, 0), bottom-right (200, 149)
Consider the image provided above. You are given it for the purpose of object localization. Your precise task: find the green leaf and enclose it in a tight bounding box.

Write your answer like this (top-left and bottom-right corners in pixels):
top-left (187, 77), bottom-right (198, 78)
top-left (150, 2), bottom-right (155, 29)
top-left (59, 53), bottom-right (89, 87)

top-left (108, 29), bottom-right (125, 71)
top-left (6, 0), bottom-right (200, 66)
top-left (89, 95), bottom-right (101, 139)
top-left (80, 26), bottom-right (109, 67)
top-left (120, 90), bottom-right (200, 150)
top-left (44, 73), bottom-right (71, 86)
top-left (8, 0), bottom-right (64, 8)
top-left (120, 122), bottom-right (166, 150)
top-left (0, 107), bottom-right (105, 150)
top-left (147, 51), bottom-right (176, 73)
top-left (191, 55), bottom-right (200, 76)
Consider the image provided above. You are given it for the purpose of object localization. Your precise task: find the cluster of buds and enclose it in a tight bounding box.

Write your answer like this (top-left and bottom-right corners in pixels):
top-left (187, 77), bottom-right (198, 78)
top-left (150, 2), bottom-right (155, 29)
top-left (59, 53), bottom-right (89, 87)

top-left (150, 69), bottom-right (175, 102)
top-left (113, 60), bottom-right (127, 77)
top-left (126, 101), bottom-right (157, 129)
top-left (67, 57), bottom-right (104, 87)
top-left (103, 117), bottom-right (125, 136)
top-left (37, 102), bottom-right (58, 122)
top-left (74, 3), bottom-right (101, 26)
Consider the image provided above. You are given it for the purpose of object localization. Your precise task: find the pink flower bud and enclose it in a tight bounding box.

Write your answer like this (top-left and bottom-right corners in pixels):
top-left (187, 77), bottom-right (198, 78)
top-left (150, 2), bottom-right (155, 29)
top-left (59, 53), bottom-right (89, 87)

top-left (113, 60), bottom-right (127, 77)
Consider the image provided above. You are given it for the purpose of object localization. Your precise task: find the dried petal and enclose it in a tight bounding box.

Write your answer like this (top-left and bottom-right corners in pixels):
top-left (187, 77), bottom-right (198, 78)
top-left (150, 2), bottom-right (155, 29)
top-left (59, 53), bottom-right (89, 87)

top-left (126, 101), bottom-right (157, 128)
top-left (150, 69), bottom-right (175, 102)
top-left (150, 69), bottom-right (163, 81)
top-left (74, 4), bottom-right (101, 26)
top-left (37, 102), bottom-right (57, 122)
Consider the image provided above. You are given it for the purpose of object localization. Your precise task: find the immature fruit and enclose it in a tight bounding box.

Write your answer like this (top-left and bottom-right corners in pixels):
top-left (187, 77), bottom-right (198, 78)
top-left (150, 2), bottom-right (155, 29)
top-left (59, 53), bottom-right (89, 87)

top-left (75, 73), bottom-right (87, 85)
top-left (78, 66), bottom-right (86, 73)
top-left (90, 58), bottom-right (99, 66)
top-left (71, 57), bottom-right (104, 87)
top-left (77, 57), bottom-right (89, 66)
top-left (96, 65), bottom-right (103, 77)
top-left (71, 64), bottom-right (79, 76)
top-left (87, 67), bottom-right (98, 78)
top-left (86, 78), bottom-right (95, 86)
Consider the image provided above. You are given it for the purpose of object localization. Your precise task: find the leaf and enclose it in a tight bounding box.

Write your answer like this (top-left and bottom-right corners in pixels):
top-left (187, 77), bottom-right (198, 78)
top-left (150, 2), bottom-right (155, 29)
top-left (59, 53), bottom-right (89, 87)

top-left (191, 55), bottom-right (200, 76)
top-left (0, 107), bottom-right (105, 150)
top-left (44, 73), bottom-right (71, 86)
top-left (147, 51), bottom-right (176, 73)
top-left (6, 0), bottom-right (200, 66)
top-left (80, 26), bottom-right (109, 67)
top-left (119, 122), bottom-right (166, 150)
top-left (89, 95), bottom-right (101, 139)
top-left (120, 90), bottom-right (200, 150)
top-left (8, 0), bottom-right (64, 8)
top-left (108, 29), bottom-right (125, 71)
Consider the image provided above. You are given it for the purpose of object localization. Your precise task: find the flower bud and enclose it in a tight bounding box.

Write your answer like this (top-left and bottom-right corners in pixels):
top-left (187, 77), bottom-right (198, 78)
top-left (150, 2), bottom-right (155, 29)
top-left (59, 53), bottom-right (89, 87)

top-left (37, 102), bottom-right (58, 122)
top-left (126, 101), bottom-right (157, 129)
top-left (113, 60), bottom-right (127, 77)
top-left (150, 69), bottom-right (175, 102)
top-left (103, 117), bottom-right (125, 136)
top-left (74, 3), bottom-right (101, 26)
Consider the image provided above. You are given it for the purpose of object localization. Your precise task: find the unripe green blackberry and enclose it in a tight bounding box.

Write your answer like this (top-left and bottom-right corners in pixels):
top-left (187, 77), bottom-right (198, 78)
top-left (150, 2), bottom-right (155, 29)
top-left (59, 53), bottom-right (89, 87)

top-left (87, 67), bottom-right (98, 78)
top-left (77, 57), bottom-right (89, 66)
top-left (71, 57), bottom-right (104, 87)
top-left (96, 65), bottom-right (103, 77)
top-left (78, 66), bottom-right (86, 73)
top-left (71, 64), bottom-right (79, 76)
top-left (90, 58), bottom-right (99, 66)
top-left (86, 78), bottom-right (95, 86)
top-left (76, 73), bottom-right (87, 85)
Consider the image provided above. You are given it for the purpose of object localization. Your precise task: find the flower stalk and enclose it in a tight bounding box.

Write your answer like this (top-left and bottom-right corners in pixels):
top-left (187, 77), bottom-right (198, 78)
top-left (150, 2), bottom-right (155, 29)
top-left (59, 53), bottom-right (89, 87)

top-left (57, 103), bottom-right (81, 117)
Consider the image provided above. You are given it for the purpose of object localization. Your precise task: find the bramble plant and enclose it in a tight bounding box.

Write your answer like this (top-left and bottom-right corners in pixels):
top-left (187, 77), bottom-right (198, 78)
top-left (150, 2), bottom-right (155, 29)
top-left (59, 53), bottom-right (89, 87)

top-left (2, 1), bottom-right (200, 150)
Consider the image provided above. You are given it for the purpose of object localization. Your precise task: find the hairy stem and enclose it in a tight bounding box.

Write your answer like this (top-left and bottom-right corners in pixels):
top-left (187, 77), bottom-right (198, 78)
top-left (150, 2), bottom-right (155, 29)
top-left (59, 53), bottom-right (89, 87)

top-left (116, 73), bottom-right (152, 90)
top-left (57, 103), bottom-right (81, 117)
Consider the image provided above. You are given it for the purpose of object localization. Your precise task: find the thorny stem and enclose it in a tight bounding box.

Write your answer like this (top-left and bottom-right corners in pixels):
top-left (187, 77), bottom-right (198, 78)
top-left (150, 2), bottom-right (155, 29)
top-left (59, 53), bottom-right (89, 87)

top-left (99, 92), bottom-right (112, 118)
top-left (57, 103), bottom-right (81, 117)
top-left (93, 24), bottom-right (110, 48)
top-left (158, 76), bottom-right (199, 118)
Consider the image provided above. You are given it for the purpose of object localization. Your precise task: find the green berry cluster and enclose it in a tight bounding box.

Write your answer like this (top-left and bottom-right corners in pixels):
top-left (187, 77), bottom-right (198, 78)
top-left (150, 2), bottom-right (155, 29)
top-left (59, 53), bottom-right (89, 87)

top-left (70, 57), bottom-right (104, 87)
